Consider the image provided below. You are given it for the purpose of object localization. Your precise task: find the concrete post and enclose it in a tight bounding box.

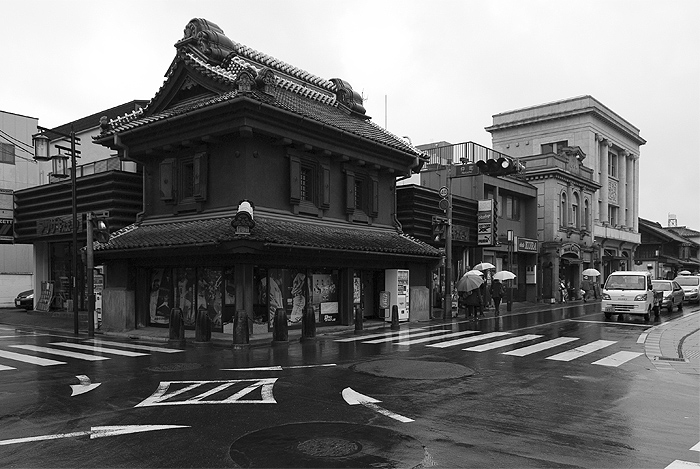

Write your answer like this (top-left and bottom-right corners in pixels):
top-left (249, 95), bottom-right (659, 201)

top-left (168, 307), bottom-right (185, 347)
top-left (354, 304), bottom-right (364, 333)
top-left (272, 307), bottom-right (288, 344)
top-left (232, 309), bottom-right (249, 349)
top-left (391, 304), bottom-right (399, 330)
top-left (194, 307), bottom-right (212, 345)
top-left (300, 305), bottom-right (316, 342)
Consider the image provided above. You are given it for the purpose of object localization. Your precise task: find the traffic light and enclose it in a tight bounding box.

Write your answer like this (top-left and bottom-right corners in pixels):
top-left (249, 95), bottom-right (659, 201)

top-left (432, 216), bottom-right (447, 244)
top-left (93, 217), bottom-right (110, 243)
top-left (476, 157), bottom-right (524, 176)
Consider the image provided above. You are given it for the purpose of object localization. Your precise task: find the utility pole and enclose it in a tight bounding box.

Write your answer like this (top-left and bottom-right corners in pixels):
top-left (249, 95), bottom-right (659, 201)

top-left (443, 164), bottom-right (453, 320)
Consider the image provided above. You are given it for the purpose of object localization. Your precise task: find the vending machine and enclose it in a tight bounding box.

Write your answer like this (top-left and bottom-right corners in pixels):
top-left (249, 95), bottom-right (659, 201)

top-left (384, 269), bottom-right (409, 322)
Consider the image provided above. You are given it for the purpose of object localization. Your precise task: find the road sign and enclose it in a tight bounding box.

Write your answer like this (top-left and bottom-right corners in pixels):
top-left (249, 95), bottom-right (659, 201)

top-left (453, 163), bottom-right (480, 177)
top-left (438, 186), bottom-right (449, 198)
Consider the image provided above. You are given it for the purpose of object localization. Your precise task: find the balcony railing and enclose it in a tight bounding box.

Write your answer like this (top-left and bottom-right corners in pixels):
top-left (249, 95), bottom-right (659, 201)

top-left (421, 141), bottom-right (512, 167)
top-left (49, 156), bottom-right (138, 183)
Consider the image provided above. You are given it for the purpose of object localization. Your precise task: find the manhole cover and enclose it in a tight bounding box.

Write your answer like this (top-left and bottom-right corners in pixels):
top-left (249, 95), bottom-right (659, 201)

top-left (147, 363), bottom-right (203, 372)
top-left (352, 359), bottom-right (474, 380)
top-left (229, 422), bottom-right (424, 467)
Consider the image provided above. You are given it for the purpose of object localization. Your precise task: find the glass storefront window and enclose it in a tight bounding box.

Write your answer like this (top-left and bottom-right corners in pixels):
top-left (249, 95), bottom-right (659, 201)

top-left (149, 268), bottom-right (172, 326)
top-left (174, 267), bottom-right (196, 327)
top-left (197, 267), bottom-right (223, 331)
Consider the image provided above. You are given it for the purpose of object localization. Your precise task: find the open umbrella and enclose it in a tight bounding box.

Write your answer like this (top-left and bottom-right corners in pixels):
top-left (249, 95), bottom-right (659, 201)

top-left (493, 270), bottom-right (516, 281)
top-left (679, 270), bottom-right (691, 275)
top-left (456, 272), bottom-right (485, 292)
top-left (582, 268), bottom-right (601, 277)
top-left (473, 262), bottom-right (495, 271)
top-left (465, 269), bottom-right (484, 276)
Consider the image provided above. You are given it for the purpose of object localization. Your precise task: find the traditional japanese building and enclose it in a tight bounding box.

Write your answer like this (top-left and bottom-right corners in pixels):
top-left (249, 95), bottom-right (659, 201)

top-left (90, 18), bottom-right (439, 335)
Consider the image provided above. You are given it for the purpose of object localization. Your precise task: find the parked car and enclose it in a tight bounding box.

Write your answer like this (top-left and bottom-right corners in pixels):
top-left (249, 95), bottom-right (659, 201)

top-left (602, 271), bottom-right (662, 321)
top-left (14, 289), bottom-right (34, 310)
top-left (674, 275), bottom-right (700, 303)
top-left (651, 280), bottom-right (684, 312)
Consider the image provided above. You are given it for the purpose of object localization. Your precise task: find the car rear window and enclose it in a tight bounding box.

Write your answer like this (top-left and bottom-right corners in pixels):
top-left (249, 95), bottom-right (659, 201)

top-left (675, 277), bottom-right (699, 286)
top-left (652, 282), bottom-right (671, 291)
top-left (605, 275), bottom-right (646, 290)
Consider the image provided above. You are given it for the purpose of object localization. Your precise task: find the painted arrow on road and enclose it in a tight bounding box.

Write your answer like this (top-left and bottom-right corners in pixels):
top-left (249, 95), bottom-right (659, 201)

top-left (70, 375), bottom-right (101, 396)
top-left (0, 425), bottom-right (190, 446)
top-left (342, 387), bottom-right (414, 423)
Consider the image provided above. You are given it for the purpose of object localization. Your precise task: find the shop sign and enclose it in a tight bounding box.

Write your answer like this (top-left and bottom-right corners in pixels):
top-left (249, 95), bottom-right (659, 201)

top-left (515, 237), bottom-right (538, 253)
top-left (0, 218), bottom-right (13, 243)
top-left (477, 199), bottom-right (496, 246)
top-left (36, 215), bottom-right (81, 237)
top-left (379, 291), bottom-right (391, 309)
top-left (561, 242), bottom-right (581, 258)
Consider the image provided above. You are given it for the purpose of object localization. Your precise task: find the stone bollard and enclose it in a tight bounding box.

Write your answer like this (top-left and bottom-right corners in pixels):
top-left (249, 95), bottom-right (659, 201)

top-left (168, 307), bottom-right (186, 347)
top-left (300, 305), bottom-right (316, 342)
top-left (272, 307), bottom-right (288, 344)
top-left (391, 305), bottom-right (400, 330)
top-left (232, 309), bottom-right (249, 349)
top-left (354, 304), bottom-right (364, 334)
top-left (194, 307), bottom-right (212, 346)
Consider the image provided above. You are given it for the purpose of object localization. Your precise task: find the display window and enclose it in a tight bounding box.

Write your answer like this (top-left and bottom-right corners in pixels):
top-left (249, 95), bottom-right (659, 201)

top-left (174, 267), bottom-right (196, 327)
top-left (149, 268), bottom-right (172, 326)
top-left (197, 267), bottom-right (223, 331)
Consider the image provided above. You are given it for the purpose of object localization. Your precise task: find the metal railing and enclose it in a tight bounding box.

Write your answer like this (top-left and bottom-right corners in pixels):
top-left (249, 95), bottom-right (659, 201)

top-left (422, 141), bottom-right (512, 167)
top-left (50, 156), bottom-right (138, 183)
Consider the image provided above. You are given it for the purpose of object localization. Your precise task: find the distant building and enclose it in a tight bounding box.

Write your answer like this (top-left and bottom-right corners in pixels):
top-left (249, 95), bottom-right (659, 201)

top-left (486, 96), bottom-right (646, 285)
top-left (0, 110), bottom-right (39, 305)
top-left (636, 218), bottom-right (700, 278)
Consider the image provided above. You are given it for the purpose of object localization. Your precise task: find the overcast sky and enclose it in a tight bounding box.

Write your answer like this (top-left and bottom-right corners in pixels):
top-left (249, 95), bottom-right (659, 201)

top-left (4, 0), bottom-right (698, 229)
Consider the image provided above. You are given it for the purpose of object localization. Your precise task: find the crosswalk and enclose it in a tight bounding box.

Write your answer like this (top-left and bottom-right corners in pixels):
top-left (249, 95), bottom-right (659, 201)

top-left (0, 338), bottom-right (184, 372)
top-left (336, 327), bottom-right (645, 368)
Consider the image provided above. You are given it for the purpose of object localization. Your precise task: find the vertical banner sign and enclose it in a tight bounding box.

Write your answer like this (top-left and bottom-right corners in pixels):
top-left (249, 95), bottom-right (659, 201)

top-left (0, 189), bottom-right (13, 243)
top-left (477, 199), bottom-right (494, 246)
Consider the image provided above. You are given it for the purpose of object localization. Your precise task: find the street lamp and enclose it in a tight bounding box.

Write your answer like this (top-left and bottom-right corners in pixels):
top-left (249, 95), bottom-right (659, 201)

top-left (33, 125), bottom-right (81, 335)
top-left (507, 229), bottom-right (514, 311)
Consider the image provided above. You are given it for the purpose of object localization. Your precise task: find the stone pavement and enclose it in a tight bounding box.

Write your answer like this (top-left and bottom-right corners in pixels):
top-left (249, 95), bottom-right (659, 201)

top-left (1, 301), bottom-right (698, 375)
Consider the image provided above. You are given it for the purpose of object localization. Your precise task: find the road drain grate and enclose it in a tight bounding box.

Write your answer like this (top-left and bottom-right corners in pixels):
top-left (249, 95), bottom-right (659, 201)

top-left (654, 356), bottom-right (688, 362)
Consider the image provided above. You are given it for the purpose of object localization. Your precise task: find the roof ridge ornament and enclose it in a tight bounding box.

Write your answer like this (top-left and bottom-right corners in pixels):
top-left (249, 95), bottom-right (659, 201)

top-left (329, 78), bottom-right (367, 118)
top-left (176, 18), bottom-right (235, 66)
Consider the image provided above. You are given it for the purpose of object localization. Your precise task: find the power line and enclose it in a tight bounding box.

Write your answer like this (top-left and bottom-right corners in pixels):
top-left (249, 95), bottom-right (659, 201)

top-left (0, 134), bottom-right (38, 163)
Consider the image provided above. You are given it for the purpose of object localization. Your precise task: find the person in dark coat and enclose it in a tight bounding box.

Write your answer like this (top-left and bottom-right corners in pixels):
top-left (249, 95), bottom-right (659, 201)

top-left (490, 279), bottom-right (505, 315)
top-left (464, 287), bottom-right (482, 320)
top-left (478, 282), bottom-right (487, 317)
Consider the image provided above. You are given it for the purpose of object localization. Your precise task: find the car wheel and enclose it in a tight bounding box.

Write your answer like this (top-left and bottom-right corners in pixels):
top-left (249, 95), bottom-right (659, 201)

top-left (605, 312), bottom-right (612, 320)
top-left (678, 300), bottom-right (683, 311)
top-left (668, 300), bottom-right (674, 313)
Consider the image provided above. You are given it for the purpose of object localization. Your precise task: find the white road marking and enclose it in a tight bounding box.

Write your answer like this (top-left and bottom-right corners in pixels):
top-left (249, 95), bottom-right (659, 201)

top-left (571, 319), bottom-right (650, 327)
top-left (464, 334), bottom-right (542, 352)
top-left (85, 339), bottom-right (184, 353)
top-left (0, 349), bottom-right (66, 366)
top-left (0, 364), bottom-right (16, 371)
top-left (395, 330), bottom-right (480, 346)
top-left (691, 441), bottom-right (700, 451)
top-left (503, 337), bottom-right (579, 357)
top-left (665, 460), bottom-right (700, 468)
top-left (362, 329), bottom-right (450, 344)
top-left (342, 387), bottom-right (414, 423)
top-left (334, 329), bottom-right (425, 342)
top-left (221, 364), bottom-right (337, 371)
top-left (546, 340), bottom-right (617, 362)
top-left (135, 379), bottom-right (278, 407)
top-left (637, 332), bottom-right (648, 344)
top-left (70, 375), bottom-right (101, 396)
top-left (426, 331), bottom-right (511, 348)
top-left (11, 345), bottom-right (109, 361)
top-left (51, 342), bottom-right (149, 357)
top-left (0, 425), bottom-right (189, 446)
top-left (592, 351), bottom-right (643, 367)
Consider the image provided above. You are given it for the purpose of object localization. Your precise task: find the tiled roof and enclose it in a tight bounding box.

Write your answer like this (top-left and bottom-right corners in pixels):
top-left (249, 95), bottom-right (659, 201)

top-left (97, 19), bottom-right (425, 160)
top-left (95, 214), bottom-right (440, 258)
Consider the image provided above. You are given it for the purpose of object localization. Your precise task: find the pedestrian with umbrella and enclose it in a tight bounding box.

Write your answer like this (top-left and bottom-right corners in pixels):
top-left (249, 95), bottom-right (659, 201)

top-left (490, 278), bottom-right (505, 315)
top-left (456, 272), bottom-right (484, 320)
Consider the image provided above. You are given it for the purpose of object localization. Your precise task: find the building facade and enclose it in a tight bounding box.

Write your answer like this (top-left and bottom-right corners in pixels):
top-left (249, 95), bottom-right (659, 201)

top-left (486, 96), bottom-right (646, 287)
top-left (87, 18), bottom-right (439, 335)
top-left (636, 218), bottom-right (700, 279)
top-left (416, 142), bottom-right (539, 303)
top-left (0, 110), bottom-right (39, 305)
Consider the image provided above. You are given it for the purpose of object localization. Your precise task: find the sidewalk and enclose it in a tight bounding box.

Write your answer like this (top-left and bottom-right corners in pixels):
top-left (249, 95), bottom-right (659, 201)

top-left (1, 301), bottom-right (698, 374)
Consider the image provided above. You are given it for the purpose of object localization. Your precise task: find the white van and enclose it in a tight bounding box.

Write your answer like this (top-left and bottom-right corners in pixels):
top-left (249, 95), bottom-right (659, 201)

top-left (601, 271), bottom-right (662, 321)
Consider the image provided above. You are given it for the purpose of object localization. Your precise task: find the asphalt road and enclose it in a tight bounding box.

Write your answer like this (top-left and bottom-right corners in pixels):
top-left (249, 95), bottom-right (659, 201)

top-left (0, 304), bottom-right (698, 468)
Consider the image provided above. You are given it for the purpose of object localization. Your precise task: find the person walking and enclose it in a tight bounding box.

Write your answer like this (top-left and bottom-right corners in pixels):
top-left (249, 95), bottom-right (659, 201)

top-left (490, 279), bottom-right (505, 316)
top-left (464, 287), bottom-right (482, 320)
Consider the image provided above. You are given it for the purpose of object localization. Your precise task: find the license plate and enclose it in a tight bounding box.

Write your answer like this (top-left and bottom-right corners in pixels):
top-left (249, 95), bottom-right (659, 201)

top-left (604, 306), bottom-right (614, 312)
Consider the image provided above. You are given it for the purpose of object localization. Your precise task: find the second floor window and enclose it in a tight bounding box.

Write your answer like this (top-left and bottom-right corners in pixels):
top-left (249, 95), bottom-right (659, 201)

top-left (300, 165), bottom-right (314, 203)
top-left (609, 206), bottom-right (618, 226)
top-left (560, 192), bottom-right (568, 227)
top-left (0, 143), bottom-right (15, 165)
top-left (608, 152), bottom-right (618, 178)
top-left (583, 199), bottom-right (590, 230)
top-left (572, 193), bottom-right (579, 228)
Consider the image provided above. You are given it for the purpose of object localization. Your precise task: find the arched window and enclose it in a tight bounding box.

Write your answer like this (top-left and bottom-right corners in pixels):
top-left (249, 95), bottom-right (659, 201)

top-left (572, 192), bottom-right (580, 228)
top-left (583, 199), bottom-right (590, 230)
top-left (560, 192), bottom-right (567, 227)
